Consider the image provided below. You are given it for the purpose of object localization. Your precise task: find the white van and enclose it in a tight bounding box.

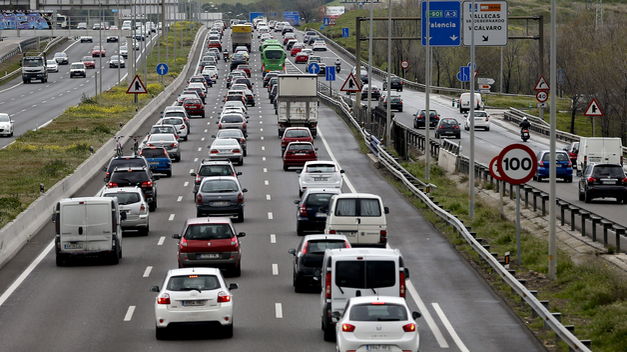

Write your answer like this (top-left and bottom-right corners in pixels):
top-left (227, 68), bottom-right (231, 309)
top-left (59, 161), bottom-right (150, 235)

top-left (121, 20), bottom-right (132, 31)
top-left (576, 137), bottom-right (624, 172)
top-left (53, 197), bottom-right (124, 266)
top-left (459, 92), bottom-right (484, 113)
top-left (324, 193), bottom-right (389, 247)
top-left (320, 248), bottom-right (408, 341)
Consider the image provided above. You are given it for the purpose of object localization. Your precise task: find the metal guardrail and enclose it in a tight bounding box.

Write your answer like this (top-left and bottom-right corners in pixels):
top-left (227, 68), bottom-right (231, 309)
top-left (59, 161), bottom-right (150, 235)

top-left (316, 83), bottom-right (593, 352)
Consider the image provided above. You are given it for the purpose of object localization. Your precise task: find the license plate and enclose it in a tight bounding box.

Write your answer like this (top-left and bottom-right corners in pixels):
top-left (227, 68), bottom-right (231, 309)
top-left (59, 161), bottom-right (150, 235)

top-left (313, 177), bottom-right (328, 181)
top-left (601, 179), bottom-right (616, 184)
top-left (199, 253), bottom-right (220, 259)
top-left (315, 212), bottom-right (327, 218)
top-left (63, 242), bottom-right (83, 249)
top-left (295, 153), bottom-right (308, 156)
top-left (211, 201), bottom-right (230, 207)
top-left (182, 300), bottom-right (205, 306)
top-left (366, 345), bottom-right (391, 351)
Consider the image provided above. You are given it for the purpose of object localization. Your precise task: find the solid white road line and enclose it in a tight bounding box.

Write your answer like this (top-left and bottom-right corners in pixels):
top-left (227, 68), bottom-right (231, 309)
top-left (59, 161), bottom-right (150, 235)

top-left (267, 212), bottom-right (273, 220)
top-left (407, 281), bottom-right (449, 348)
top-left (275, 303), bottom-right (283, 318)
top-left (168, 214), bottom-right (175, 221)
top-left (157, 236), bottom-right (166, 246)
top-left (270, 234), bottom-right (276, 243)
top-left (432, 302), bottom-right (469, 352)
top-left (143, 266), bottom-right (153, 278)
top-left (317, 129), bottom-right (356, 192)
top-left (123, 305), bottom-right (136, 321)
top-left (0, 240), bottom-right (54, 307)
top-left (272, 263), bottom-right (279, 276)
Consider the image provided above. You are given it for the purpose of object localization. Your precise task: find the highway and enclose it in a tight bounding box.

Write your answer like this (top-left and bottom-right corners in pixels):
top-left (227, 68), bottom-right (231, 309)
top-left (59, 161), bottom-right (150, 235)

top-left (285, 31), bottom-right (627, 228)
top-left (0, 34), bottom-right (155, 148)
top-left (0, 27), bottom-right (543, 351)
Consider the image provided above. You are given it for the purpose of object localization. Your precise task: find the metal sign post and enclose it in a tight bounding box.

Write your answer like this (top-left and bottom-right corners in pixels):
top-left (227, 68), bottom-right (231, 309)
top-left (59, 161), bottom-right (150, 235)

top-left (424, 0), bottom-right (431, 180)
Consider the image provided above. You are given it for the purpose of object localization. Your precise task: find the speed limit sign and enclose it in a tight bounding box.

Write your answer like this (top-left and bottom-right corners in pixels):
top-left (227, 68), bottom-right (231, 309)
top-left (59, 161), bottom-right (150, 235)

top-left (489, 156), bottom-right (503, 181)
top-left (401, 60), bottom-right (409, 70)
top-left (495, 144), bottom-right (538, 184)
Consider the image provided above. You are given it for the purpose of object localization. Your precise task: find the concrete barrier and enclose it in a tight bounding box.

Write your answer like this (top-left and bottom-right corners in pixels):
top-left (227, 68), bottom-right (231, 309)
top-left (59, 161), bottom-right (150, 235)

top-left (437, 147), bottom-right (457, 173)
top-left (0, 25), bottom-right (207, 269)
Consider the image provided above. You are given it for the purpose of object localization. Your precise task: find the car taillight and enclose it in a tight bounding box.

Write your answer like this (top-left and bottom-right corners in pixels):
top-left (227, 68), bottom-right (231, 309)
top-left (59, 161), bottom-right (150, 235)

top-left (217, 291), bottom-right (231, 303)
top-left (380, 230), bottom-right (387, 244)
top-left (147, 143), bottom-right (154, 147)
top-left (399, 270), bottom-right (406, 298)
top-left (218, 123), bottom-right (222, 128)
top-left (622, 177), bottom-right (627, 184)
top-left (140, 203), bottom-right (146, 212)
top-left (325, 272), bottom-right (332, 298)
top-left (141, 181), bottom-right (152, 188)
top-left (180, 124), bottom-right (186, 129)
top-left (299, 204), bottom-right (308, 217)
top-left (157, 293), bottom-right (170, 304)
top-left (195, 175), bottom-right (202, 184)
top-left (237, 192), bottom-right (244, 203)
top-left (107, 182), bottom-right (118, 187)
top-left (328, 229), bottom-right (336, 234)
top-left (301, 243), bottom-right (309, 255)
top-left (196, 193), bottom-right (203, 204)
top-left (402, 323), bottom-right (416, 332)
top-left (180, 237), bottom-right (188, 247)
top-left (341, 324), bottom-right (356, 332)
top-left (232, 149), bottom-right (240, 153)
top-left (344, 240), bottom-right (351, 248)
top-left (587, 177), bottom-right (597, 183)
top-left (170, 143), bottom-right (177, 147)
top-left (105, 171), bottom-right (110, 177)
top-left (210, 149), bottom-right (219, 154)
top-left (453, 125), bottom-right (459, 129)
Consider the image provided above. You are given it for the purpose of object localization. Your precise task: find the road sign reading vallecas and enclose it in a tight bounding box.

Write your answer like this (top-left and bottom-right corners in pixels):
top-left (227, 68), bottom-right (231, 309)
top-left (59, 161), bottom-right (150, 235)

top-left (126, 75), bottom-right (147, 94)
top-left (421, 1), bottom-right (462, 47)
top-left (463, 0), bottom-right (508, 46)
top-left (490, 144), bottom-right (538, 184)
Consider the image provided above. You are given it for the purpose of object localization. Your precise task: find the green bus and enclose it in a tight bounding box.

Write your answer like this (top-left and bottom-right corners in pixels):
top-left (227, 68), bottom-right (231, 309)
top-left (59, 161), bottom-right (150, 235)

top-left (261, 45), bottom-right (286, 75)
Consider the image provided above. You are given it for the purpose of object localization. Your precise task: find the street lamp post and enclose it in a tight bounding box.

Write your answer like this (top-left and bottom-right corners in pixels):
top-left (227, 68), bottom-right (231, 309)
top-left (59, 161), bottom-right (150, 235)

top-left (98, 0), bottom-right (103, 95)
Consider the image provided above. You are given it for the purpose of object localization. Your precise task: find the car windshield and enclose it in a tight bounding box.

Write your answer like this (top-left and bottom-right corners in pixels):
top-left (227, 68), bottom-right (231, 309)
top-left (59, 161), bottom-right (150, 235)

top-left (0, 115), bottom-right (9, 122)
top-left (349, 303), bottom-right (408, 322)
top-left (184, 223), bottom-right (234, 240)
top-left (335, 198), bottom-right (381, 217)
top-left (102, 192), bottom-right (140, 205)
top-left (184, 99), bottom-right (202, 105)
top-left (335, 260), bottom-right (396, 288)
top-left (305, 193), bottom-right (335, 207)
top-left (82, 56), bottom-right (93, 61)
top-left (285, 129), bottom-right (310, 138)
top-left (542, 152), bottom-right (569, 162)
top-left (150, 134), bottom-right (175, 142)
top-left (201, 179), bottom-right (239, 193)
top-left (140, 148), bottom-right (167, 158)
top-left (151, 126), bottom-right (175, 134)
top-left (288, 144), bottom-right (313, 152)
top-left (306, 164), bottom-right (336, 173)
top-left (23, 58), bottom-right (42, 67)
top-left (222, 115), bottom-right (243, 123)
top-left (199, 165), bottom-right (233, 176)
top-left (166, 275), bottom-right (221, 291)
top-left (54, 53), bottom-right (65, 58)
top-left (591, 165), bottom-right (625, 178)
top-left (71, 64), bottom-right (84, 69)
top-left (109, 171), bottom-right (148, 184)
top-left (264, 49), bottom-right (284, 59)
top-left (474, 111), bottom-right (488, 117)
top-left (161, 118), bottom-right (182, 125)
top-left (164, 112), bottom-right (185, 118)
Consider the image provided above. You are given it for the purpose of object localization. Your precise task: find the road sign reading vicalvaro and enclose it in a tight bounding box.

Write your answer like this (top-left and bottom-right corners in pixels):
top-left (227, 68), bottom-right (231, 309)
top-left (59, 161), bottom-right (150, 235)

top-left (463, 1), bottom-right (508, 46)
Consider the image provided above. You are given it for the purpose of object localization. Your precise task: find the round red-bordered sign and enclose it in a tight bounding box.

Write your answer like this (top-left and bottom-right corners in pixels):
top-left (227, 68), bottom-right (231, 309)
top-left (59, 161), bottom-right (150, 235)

top-left (496, 144), bottom-right (538, 185)
top-left (401, 60), bottom-right (409, 70)
top-left (536, 91), bottom-right (548, 103)
top-left (489, 156), bottom-right (504, 181)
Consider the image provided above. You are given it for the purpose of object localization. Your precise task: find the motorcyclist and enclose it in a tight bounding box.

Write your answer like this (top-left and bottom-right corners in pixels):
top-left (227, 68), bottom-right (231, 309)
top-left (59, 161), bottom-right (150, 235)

top-left (519, 117), bottom-right (531, 132)
top-left (335, 58), bottom-right (341, 73)
top-left (223, 49), bottom-right (229, 62)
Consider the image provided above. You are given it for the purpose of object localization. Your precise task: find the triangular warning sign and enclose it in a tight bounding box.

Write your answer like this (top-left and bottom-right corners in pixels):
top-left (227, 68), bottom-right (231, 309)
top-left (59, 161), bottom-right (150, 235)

top-left (533, 75), bottom-right (549, 91)
top-left (584, 98), bottom-right (604, 117)
top-left (340, 72), bottom-right (362, 92)
top-left (126, 75), bottom-right (148, 94)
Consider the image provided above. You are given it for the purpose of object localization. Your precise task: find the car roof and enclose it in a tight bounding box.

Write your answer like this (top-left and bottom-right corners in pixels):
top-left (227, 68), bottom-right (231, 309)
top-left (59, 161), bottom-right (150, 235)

top-left (167, 267), bottom-right (222, 277)
top-left (185, 216), bottom-right (233, 225)
top-left (149, 133), bottom-right (177, 139)
top-left (287, 141), bottom-right (314, 147)
top-left (303, 160), bottom-right (337, 167)
top-left (200, 159), bottom-right (234, 166)
top-left (332, 192), bottom-right (382, 200)
top-left (303, 234), bottom-right (349, 242)
top-left (348, 295), bottom-right (407, 306)
top-left (164, 106), bottom-right (186, 112)
top-left (101, 186), bottom-right (143, 194)
top-left (303, 188), bottom-right (342, 196)
top-left (199, 176), bottom-right (239, 185)
top-left (325, 247), bottom-right (401, 258)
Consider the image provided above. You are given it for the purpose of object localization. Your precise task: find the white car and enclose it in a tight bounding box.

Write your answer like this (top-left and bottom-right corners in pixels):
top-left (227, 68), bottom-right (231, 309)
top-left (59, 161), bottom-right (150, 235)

top-left (312, 41), bottom-right (327, 51)
top-left (208, 138), bottom-right (244, 165)
top-left (46, 60), bottom-right (59, 72)
top-left (463, 110), bottom-right (490, 131)
top-left (79, 35), bottom-right (93, 43)
top-left (119, 45), bottom-right (129, 58)
top-left (298, 161), bottom-right (344, 195)
top-left (158, 116), bottom-right (188, 141)
top-left (69, 62), bottom-right (86, 78)
top-left (336, 296), bottom-right (421, 352)
top-left (152, 267), bottom-right (238, 339)
top-left (99, 186), bottom-right (150, 235)
top-left (0, 113), bottom-right (14, 137)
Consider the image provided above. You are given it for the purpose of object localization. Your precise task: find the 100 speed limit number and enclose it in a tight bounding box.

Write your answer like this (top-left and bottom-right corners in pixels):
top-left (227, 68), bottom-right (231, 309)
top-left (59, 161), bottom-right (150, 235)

top-left (496, 144), bottom-right (538, 184)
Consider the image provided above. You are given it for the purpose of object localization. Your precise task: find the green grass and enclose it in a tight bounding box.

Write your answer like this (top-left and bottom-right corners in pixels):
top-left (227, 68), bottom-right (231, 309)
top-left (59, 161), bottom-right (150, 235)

top-left (0, 22), bottom-right (200, 228)
top-left (386, 159), bottom-right (627, 352)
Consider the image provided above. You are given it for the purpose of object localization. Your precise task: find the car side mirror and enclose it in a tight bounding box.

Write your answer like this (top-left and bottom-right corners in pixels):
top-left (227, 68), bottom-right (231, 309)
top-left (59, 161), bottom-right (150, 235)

top-left (102, 167), bottom-right (107, 172)
top-left (576, 170), bottom-right (582, 177)
top-left (190, 172), bottom-right (196, 176)
top-left (211, 135), bottom-right (216, 138)
top-left (315, 148), bottom-right (319, 151)
top-left (171, 234), bottom-right (181, 239)
top-left (340, 170), bottom-right (345, 174)
top-left (412, 311), bottom-right (421, 319)
top-left (242, 188), bottom-right (248, 193)
top-left (236, 171), bottom-right (242, 176)
top-left (228, 283), bottom-right (239, 290)
top-left (332, 311), bottom-right (341, 320)
top-left (237, 232), bottom-right (246, 238)
top-left (216, 121), bottom-right (219, 124)
top-left (153, 175), bottom-right (160, 180)
top-left (384, 206), bottom-right (390, 214)
top-left (293, 199), bottom-right (300, 204)
top-left (120, 212), bottom-right (127, 220)
top-left (150, 285), bottom-right (160, 292)
top-left (288, 248), bottom-right (296, 256)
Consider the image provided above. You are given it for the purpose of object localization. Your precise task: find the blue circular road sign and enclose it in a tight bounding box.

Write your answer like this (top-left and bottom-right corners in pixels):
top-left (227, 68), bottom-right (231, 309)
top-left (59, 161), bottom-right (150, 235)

top-left (307, 62), bottom-right (320, 74)
top-left (156, 63), bottom-right (169, 76)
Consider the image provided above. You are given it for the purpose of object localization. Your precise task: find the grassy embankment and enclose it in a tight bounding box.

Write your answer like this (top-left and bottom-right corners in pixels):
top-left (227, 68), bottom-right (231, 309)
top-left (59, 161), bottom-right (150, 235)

top-left (0, 21), bottom-right (200, 228)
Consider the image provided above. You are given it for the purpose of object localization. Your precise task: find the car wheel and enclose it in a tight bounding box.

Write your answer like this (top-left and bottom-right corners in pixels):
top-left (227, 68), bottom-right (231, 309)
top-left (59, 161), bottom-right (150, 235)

top-left (149, 201), bottom-right (156, 212)
top-left (155, 327), bottom-right (168, 340)
top-left (110, 249), bottom-right (120, 265)
top-left (293, 276), bottom-right (304, 293)
top-left (243, 149), bottom-right (247, 157)
top-left (584, 191), bottom-right (592, 203)
top-left (566, 177), bottom-right (573, 183)
top-left (615, 196), bottom-right (623, 204)
top-left (398, 108), bottom-right (402, 112)
top-left (485, 126), bottom-right (490, 131)
top-left (238, 158), bottom-right (243, 166)
top-left (236, 209), bottom-right (244, 223)
top-left (465, 126), bottom-right (469, 131)
top-left (283, 164), bottom-right (288, 171)
top-left (578, 190), bottom-right (585, 201)
top-left (456, 134), bottom-right (461, 139)
top-left (223, 324), bottom-right (234, 338)
top-left (55, 253), bottom-right (66, 266)
top-left (165, 170), bottom-right (172, 177)
top-left (231, 263), bottom-right (241, 277)
top-left (196, 209), bottom-right (203, 217)
top-left (323, 324), bottom-right (335, 342)
top-left (175, 155), bottom-right (181, 162)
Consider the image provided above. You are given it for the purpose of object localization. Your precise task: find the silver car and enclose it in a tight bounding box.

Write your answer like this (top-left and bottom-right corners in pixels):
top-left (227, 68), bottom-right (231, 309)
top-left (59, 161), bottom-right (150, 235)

top-left (208, 138), bottom-right (243, 165)
top-left (145, 133), bottom-right (180, 161)
top-left (195, 176), bottom-right (247, 222)
top-left (298, 161), bottom-right (344, 196)
top-left (217, 113), bottom-right (247, 137)
top-left (99, 186), bottom-right (150, 235)
top-left (214, 129), bottom-right (247, 156)
top-left (157, 116), bottom-right (188, 141)
top-left (150, 124), bottom-right (180, 140)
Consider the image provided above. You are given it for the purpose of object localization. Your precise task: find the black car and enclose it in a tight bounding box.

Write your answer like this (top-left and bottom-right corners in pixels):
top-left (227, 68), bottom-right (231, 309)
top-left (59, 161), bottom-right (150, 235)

top-left (306, 36), bottom-right (320, 45)
top-left (288, 234), bottom-right (351, 292)
top-left (263, 72), bottom-right (280, 87)
top-left (229, 54), bottom-right (248, 71)
top-left (360, 86), bottom-right (381, 101)
top-left (434, 118), bottom-right (461, 139)
top-left (107, 167), bottom-right (159, 211)
top-left (103, 155), bottom-right (149, 183)
top-left (383, 76), bottom-right (403, 91)
top-left (578, 163), bottom-right (627, 203)
top-left (269, 84), bottom-right (278, 104)
top-left (380, 95), bottom-right (403, 112)
top-left (294, 189), bottom-right (340, 235)
top-left (232, 77), bottom-right (253, 90)
top-left (413, 109), bottom-right (440, 128)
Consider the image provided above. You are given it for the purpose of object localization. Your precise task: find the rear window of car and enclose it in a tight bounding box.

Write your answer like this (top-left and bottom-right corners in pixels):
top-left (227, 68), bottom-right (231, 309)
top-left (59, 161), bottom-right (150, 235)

top-left (102, 192), bottom-right (140, 205)
top-left (439, 119), bottom-right (458, 126)
top-left (140, 148), bottom-right (167, 158)
top-left (335, 198), bottom-right (381, 217)
top-left (150, 134), bottom-right (175, 142)
top-left (285, 129), bottom-right (311, 138)
top-left (161, 118), bottom-right (183, 125)
top-left (164, 112), bottom-right (185, 118)
top-left (200, 179), bottom-right (239, 193)
top-left (184, 99), bottom-right (202, 105)
top-left (349, 303), bottom-right (407, 321)
top-left (110, 170), bottom-right (148, 183)
top-left (166, 275), bottom-right (221, 291)
top-left (184, 223), bottom-right (234, 240)
top-left (541, 152), bottom-right (569, 162)
top-left (335, 260), bottom-right (396, 288)
top-left (222, 115), bottom-right (244, 123)
top-left (306, 239), bottom-right (347, 254)
top-left (108, 158), bottom-right (146, 172)
top-left (199, 165), bottom-right (233, 176)
top-left (151, 126), bottom-right (175, 134)
top-left (218, 130), bottom-right (243, 138)
top-left (305, 193), bottom-right (335, 207)
top-left (287, 144), bottom-right (313, 152)
top-left (306, 164), bottom-right (335, 173)
top-left (591, 165), bottom-right (625, 178)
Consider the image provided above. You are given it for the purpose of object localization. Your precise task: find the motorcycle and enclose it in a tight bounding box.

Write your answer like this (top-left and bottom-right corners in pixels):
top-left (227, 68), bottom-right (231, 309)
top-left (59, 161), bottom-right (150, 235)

top-left (335, 63), bottom-right (341, 73)
top-left (223, 52), bottom-right (229, 62)
top-left (521, 129), bottom-right (530, 142)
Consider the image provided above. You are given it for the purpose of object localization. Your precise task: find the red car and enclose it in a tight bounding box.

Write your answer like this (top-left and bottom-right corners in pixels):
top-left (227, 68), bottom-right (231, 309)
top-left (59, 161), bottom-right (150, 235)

top-left (207, 40), bottom-right (222, 51)
top-left (290, 44), bottom-right (303, 56)
top-left (91, 46), bottom-right (106, 57)
top-left (182, 97), bottom-right (205, 118)
top-left (236, 64), bottom-right (251, 77)
top-left (294, 52), bottom-right (309, 64)
top-left (280, 127), bottom-right (313, 154)
top-left (81, 56), bottom-right (96, 69)
top-left (283, 142), bottom-right (317, 171)
top-left (283, 33), bottom-right (295, 45)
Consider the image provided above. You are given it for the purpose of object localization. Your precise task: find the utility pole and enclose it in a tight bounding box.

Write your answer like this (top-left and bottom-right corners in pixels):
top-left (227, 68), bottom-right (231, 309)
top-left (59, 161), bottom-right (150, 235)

top-left (385, 0), bottom-right (392, 146)
top-left (117, 0), bottom-right (121, 84)
top-left (366, 0), bottom-right (374, 129)
top-left (98, 0), bottom-right (103, 95)
top-left (424, 0), bottom-right (431, 180)
top-left (548, 0), bottom-right (558, 280)
top-left (469, 0), bottom-right (477, 219)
